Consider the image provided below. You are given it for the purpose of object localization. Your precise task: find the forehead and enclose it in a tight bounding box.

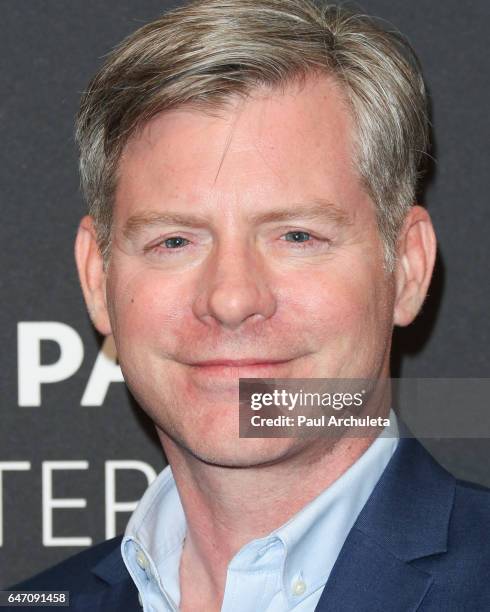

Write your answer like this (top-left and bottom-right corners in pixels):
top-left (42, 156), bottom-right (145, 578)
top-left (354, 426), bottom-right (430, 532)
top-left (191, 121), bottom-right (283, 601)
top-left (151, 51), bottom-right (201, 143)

top-left (114, 74), bottom-right (366, 221)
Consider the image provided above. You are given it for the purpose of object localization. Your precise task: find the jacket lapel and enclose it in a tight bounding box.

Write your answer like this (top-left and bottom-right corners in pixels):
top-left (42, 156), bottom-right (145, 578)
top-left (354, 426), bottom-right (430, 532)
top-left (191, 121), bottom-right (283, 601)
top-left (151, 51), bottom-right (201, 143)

top-left (75, 579), bottom-right (140, 612)
top-left (315, 436), bottom-right (455, 612)
top-left (74, 543), bottom-right (140, 612)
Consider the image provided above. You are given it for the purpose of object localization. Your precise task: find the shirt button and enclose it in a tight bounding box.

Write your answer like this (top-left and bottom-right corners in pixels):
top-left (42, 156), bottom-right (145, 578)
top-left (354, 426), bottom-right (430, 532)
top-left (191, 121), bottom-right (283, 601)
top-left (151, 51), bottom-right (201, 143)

top-left (292, 579), bottom-right (307, 596)
top-left (136, 549), bottom-right (149, 570)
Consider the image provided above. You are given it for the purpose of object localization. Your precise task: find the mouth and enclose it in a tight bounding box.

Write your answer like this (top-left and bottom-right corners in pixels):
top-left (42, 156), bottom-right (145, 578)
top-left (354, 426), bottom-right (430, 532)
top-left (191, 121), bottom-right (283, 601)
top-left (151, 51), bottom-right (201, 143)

top-left (184, 358), bottom-right (295, 379)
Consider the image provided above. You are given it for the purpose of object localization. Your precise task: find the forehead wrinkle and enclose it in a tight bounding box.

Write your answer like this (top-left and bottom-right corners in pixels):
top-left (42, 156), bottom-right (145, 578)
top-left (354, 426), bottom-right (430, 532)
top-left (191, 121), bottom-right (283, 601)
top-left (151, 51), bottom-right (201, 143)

top-left (213, 98), bottom-right (247, 185)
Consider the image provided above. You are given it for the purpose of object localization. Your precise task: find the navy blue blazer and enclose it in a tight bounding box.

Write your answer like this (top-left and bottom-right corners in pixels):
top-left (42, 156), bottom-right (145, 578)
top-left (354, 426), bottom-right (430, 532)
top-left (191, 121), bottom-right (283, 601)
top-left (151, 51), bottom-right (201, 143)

top-left (11, 437), bottom-right (490, 611)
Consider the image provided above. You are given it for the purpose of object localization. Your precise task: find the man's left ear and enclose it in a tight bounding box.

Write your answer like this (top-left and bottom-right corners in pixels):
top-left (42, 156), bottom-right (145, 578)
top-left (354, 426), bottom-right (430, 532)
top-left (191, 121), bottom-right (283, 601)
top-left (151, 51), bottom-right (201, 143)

top-left (393, 205), bottom-right (437, 327)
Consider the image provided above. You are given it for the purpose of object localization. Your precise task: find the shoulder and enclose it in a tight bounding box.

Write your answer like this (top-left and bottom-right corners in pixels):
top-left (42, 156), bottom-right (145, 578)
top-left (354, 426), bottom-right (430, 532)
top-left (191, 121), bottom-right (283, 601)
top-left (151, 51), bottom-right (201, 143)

top-left (407, 438), bottom-right (490, 549)
top-left (12, 536), bottom-right (125, 591)
top-left (454, 476), bottom-right (490, 507)
top-left (415, 478), bottom-right (490, 608)
top-left (450, 477), bottom-right (490, 544)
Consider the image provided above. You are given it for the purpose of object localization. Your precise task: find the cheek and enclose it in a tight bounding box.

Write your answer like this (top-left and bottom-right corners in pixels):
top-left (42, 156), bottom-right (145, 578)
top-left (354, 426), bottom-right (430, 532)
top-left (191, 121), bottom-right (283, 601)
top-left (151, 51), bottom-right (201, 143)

top-left (107, 266), bottom-right (190, 349)
top-left (281, 268), bottom-right (366, 330)
top-left (281, 263), bottom-right (392, 347)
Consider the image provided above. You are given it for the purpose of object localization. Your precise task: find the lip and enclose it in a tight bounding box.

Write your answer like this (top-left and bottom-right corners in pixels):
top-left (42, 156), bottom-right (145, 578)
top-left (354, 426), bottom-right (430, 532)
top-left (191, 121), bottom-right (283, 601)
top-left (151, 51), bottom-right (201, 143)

top-left (189, 358), bottom-right (290, 367)
top-left (184, 358), bottom-right (295, 380)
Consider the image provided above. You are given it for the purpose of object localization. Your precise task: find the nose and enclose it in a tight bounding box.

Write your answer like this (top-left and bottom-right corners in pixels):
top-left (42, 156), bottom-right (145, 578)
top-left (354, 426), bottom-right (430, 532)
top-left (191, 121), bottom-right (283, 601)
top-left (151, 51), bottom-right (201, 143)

top-left (192, 243), bottom-right (277, 330)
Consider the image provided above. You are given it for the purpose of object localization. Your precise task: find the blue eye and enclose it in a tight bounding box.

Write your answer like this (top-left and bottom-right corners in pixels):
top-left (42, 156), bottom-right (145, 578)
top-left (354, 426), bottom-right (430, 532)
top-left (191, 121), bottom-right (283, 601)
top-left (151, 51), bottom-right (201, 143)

top-left (163, 236), bottom-right (189, 249)
top-left (284, 231), bottom-right (311, 243)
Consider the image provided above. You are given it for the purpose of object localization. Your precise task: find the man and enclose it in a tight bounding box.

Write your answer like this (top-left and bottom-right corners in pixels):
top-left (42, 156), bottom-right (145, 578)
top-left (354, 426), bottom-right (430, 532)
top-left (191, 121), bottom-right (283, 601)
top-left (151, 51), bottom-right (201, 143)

top-left (14, 0), bottom-right (490, 610)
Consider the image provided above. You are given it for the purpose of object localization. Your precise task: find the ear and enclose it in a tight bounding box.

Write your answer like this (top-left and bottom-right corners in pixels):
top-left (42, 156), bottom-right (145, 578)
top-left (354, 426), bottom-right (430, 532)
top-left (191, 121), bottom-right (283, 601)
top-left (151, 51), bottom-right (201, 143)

top-left (393, 205), bottom-right (437, 327)
top-left (74, 215), bottom-right (112, 336)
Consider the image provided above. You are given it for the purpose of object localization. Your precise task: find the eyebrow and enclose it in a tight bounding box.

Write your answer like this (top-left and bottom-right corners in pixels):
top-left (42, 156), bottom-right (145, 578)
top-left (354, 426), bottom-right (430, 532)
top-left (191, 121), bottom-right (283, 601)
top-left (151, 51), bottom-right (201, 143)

top-left (249, 199), bottom-right (352, 226)
top-left (123, 211), bottom-right (210, 240)
top-left (122, 198), bottom-right (352, 241)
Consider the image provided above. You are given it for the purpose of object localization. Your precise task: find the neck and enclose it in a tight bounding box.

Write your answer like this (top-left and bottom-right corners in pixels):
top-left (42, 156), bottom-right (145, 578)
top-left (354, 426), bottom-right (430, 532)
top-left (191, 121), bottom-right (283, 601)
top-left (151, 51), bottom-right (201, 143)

top-left (158, 429), bottom-right (377, 596)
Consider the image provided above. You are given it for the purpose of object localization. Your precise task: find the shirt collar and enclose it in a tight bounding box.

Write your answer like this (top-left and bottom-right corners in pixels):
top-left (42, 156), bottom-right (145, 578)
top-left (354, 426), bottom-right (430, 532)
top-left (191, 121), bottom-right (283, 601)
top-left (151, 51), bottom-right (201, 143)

top-left (122, 464), bottom-right (185, 608)
top-left (274, 410), bottom-right (399, 605)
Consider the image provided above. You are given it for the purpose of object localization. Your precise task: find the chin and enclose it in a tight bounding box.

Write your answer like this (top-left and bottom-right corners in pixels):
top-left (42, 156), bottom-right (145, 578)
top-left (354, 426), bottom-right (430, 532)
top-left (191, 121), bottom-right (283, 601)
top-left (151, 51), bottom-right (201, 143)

top-left (163, 426), bottom-right (300, 469)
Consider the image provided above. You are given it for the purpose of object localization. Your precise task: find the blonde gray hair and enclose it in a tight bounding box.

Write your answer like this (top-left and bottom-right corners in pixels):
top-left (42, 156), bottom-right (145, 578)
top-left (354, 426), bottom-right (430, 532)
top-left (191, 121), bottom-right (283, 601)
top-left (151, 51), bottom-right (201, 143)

top-left (76, 0), bottom-right (430, 270)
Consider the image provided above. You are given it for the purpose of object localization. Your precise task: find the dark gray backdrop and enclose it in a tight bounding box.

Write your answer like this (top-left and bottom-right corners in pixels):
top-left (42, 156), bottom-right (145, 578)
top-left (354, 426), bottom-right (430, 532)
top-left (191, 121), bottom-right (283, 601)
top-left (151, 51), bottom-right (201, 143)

top-left (1, 0), bottom-right (489, 588)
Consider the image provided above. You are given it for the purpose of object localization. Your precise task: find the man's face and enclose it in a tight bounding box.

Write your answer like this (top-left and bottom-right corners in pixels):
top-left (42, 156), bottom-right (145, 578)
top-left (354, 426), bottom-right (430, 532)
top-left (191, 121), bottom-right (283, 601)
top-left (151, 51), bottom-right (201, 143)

top-left (104, 75), bottom-right (396, 465)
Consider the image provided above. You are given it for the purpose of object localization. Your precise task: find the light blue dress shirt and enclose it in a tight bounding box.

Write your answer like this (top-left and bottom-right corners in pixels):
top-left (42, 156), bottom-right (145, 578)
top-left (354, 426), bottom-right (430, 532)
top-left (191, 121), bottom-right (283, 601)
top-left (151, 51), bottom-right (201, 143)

top-left (122, 412), bottom-right (399, 612)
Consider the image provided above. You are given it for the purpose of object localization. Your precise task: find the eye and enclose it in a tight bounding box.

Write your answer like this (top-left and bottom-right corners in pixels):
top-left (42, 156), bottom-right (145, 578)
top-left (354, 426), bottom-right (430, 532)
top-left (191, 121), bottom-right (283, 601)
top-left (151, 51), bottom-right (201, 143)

top-left (161, 236), bottom-right (189, 249)
top-left (283, 231), bottom-right (312, 243)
